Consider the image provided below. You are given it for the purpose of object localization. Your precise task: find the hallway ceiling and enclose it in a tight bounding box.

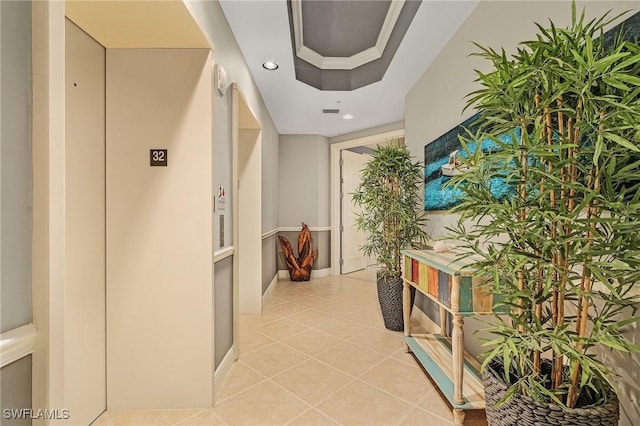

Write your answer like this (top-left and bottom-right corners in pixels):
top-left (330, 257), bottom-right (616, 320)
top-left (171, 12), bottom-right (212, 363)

top-left (219, 0), bottom-right (478, 137)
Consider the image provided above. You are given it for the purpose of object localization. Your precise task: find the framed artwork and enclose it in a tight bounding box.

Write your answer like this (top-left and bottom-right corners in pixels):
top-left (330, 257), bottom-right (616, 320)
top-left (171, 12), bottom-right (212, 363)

top-left (424, 10), bottom-right (639, 211)
top-left (424, 115), bottom-right (521, 211)
top-left (423, 114), bottom-right (480, 211)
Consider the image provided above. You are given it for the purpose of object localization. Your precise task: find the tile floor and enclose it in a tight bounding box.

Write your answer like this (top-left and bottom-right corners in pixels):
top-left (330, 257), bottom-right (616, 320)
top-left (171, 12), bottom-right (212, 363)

top-left (93, 269), bottom-right (487, 425)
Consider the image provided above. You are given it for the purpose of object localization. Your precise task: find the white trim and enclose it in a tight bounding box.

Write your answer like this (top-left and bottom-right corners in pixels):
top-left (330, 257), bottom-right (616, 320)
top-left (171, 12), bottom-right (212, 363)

top-left (312, 268), bottom-right (331, 279)
top-left (213, 345), bottom-right (238, 398)
top-left (1, 324), bottom-right (37, 368)
top-left (278, 267), bottom-right (331, 280)
top-left (290, 0), bottom-right (405, 70)
top-left (278, 226), bottom-right (331, 233)
top-left (262, 274), bottom-right (279, 306)
top-left (263, 227), bottom-right (331, 239)
top-left (330, 129), bottom-right (405, 276)
top-left (262, 228), bottom-right (279, 239)
top-left (32, 0), bottom-right (67, 413)
top-left (214, 246), bottom-right (235, 263)
top-left (375, 1), bottom-right (404, 61)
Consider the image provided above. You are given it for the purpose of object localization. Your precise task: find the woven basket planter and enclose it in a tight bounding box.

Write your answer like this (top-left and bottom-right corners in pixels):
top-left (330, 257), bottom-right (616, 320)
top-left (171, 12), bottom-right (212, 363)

top-left (376, 276), bottom-right (415, 331)
top-left (483, 359), bottom-right (619, 426)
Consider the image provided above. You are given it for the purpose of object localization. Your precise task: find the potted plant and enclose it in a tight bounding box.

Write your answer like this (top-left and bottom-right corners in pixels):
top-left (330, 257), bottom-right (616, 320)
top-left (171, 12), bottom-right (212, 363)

top-left (446, 4), bottom-right (640, 425)
top-left (353, 140), bottom-right (429, 331)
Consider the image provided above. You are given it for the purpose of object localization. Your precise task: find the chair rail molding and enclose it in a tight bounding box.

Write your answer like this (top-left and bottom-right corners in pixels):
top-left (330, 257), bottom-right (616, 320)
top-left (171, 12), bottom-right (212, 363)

top-left (1, 324), bottom-right (37, 368)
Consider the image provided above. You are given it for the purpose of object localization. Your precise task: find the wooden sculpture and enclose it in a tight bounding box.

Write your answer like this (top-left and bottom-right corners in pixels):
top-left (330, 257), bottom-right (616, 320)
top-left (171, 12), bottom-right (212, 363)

top-left (278, 223), bottom-right (318, 281)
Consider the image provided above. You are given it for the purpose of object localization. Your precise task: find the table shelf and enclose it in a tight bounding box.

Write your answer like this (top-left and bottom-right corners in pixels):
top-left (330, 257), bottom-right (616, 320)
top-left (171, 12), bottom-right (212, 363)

top-left (401, 249), bottom-right (489, 426)
top-left (403, 334), bottom-right (484, 411)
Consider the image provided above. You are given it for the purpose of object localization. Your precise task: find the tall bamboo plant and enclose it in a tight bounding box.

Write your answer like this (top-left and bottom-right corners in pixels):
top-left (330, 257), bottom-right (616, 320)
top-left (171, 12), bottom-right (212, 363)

top-left (353, 141), bottom-right (428, 279)
top-left (447, 5), bottom-right (640, 409)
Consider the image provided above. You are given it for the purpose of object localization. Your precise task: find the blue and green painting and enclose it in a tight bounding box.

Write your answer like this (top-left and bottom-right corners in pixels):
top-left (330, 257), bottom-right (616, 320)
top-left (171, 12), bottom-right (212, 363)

top-left (423, 115), bottom-right (518, 211)
top-left (423, 10), bottom-right (639, 211)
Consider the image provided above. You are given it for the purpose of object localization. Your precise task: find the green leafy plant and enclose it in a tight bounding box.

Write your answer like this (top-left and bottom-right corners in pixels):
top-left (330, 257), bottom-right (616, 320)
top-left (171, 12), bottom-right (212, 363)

top-left (446, 4), bottom-right (640, 410)
top-left (353, 141), bottom-right (428, 279)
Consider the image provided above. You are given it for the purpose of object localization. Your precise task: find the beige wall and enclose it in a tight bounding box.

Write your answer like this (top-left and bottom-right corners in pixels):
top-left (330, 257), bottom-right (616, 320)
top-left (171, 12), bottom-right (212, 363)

top-left (278, 135), bottom-right (330, 228)
top-left (237, 126), bottom-right (262, 313)
top-left (106, 49), bottom-right (213, 408)
top-left (64, 18), bottom-right (106, 424)
top-left (404, 2), bottom-right (640, 424)
top-left (32, 0), bottom-right (66, 414)
top-left (406, 1), bottom-right (638, 166)
top-left (185, 1), bottom-right (281, 370)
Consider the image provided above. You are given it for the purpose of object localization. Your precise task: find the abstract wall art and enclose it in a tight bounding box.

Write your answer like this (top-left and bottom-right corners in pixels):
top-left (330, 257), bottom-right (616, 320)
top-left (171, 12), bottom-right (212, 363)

top-left (423, 10), bottom-right (639, 212)
top-left (423, 114), bottom-right (480, 211)
top-left (423, 115), bottom-right (520, 211)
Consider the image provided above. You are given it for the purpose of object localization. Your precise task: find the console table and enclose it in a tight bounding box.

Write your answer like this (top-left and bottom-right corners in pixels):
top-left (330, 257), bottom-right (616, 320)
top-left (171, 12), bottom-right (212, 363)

top-left (401, 249), bottom-right (498, 426)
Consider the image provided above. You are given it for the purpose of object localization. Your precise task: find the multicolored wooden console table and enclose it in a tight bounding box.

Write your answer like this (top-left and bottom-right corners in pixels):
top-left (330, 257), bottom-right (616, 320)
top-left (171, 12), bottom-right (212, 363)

top-left (401, 249), bottom-right (498, 426)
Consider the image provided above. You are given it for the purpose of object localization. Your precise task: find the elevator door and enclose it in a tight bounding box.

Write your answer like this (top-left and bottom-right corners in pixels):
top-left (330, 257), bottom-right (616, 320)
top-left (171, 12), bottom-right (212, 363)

top-left (64, 18), bottom-right (106, 425)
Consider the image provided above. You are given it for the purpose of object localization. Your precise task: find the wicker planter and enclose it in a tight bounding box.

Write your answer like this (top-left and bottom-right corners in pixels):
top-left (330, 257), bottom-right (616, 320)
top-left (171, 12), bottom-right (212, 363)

top-left (483, 359), bottom-right (619, 426)
top-left (376, 276), bottom-right (415, 331)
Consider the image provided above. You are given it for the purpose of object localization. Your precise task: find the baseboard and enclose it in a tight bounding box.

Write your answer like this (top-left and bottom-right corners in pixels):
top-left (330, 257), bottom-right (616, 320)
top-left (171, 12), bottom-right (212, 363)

top-left (277, 268), bottom-right (331, 280)
top-left (262, 274), bottom-right (278, 306)
top-left (311, 268), bottom-right (331, 278)
top-left (214, 345), bottom-right (237, 399)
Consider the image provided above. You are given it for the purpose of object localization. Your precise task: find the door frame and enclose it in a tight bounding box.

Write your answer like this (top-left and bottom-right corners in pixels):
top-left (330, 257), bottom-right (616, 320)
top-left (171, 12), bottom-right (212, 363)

top-left (330, 129), bottom-right (404, 276)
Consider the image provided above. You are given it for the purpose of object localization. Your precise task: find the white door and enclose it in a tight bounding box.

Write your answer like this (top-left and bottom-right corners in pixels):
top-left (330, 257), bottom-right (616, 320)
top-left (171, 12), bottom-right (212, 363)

top-left (340, 149), bottom-right (370, 274)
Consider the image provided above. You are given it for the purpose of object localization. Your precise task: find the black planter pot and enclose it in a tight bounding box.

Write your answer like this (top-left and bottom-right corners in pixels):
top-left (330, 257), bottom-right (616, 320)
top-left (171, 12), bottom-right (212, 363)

top-left (483, 359), bottom-right (619, 426)
top-left (376, 276), bottom-right (415, 331)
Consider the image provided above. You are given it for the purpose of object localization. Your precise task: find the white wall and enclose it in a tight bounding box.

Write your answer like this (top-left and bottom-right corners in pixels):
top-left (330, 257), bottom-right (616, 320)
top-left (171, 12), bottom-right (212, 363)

top-left (106, 49), bottom-right (213, 408)
top-left (278, 135), bottom-right (330, 228)
top-left (404, 2), bottom-right (640, 423)
top-left (186, 0), bottom-right (280, 236)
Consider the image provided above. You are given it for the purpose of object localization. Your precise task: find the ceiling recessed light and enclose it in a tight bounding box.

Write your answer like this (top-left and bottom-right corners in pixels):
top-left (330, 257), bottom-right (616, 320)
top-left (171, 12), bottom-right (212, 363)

top-left (342, 113), bottom-right (354, 120)
top-left (262, 61), bottom-right (279, 70)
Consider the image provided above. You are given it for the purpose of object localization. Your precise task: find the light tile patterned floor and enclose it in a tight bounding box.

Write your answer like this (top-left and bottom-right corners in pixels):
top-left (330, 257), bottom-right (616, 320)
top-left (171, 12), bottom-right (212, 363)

top-left (93, 269), bottom-right (487, 425)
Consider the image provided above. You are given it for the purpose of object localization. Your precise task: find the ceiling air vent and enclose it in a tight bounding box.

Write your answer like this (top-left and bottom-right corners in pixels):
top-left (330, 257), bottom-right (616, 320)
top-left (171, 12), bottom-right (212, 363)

top-left (322, 108), bottom-right (340, 114)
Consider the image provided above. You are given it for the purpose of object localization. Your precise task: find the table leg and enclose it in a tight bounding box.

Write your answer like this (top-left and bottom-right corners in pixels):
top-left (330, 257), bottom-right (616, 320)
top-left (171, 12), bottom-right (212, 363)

top-left (439, 305), bottom-right (447, 336)
top-left (452, 314), bottom-right (464, 404)
top-left (453, 409), bottom-right (465, 426)
top-left (402, 280), bottom-right (411, 337)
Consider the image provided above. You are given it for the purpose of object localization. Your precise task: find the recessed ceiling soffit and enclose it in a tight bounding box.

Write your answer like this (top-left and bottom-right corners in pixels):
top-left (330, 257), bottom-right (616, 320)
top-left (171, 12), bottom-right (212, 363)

top-left (287, 0), bottom-right (421, 91)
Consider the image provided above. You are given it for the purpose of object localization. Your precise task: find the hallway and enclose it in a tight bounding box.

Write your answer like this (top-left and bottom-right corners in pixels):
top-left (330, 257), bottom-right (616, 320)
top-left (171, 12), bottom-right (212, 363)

top-left (94, 270), bottom-right (483, 425)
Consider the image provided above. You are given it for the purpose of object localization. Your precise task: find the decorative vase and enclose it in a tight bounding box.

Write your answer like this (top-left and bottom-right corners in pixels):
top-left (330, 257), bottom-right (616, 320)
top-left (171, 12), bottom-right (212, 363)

top-left (376, 276), bottom-right (415, 331)
top-left (483, 359), bottom-right (619, 426)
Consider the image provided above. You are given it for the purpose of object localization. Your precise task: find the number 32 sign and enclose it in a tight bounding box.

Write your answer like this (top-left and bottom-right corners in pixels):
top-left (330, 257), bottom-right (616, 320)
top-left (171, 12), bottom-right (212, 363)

top-left (150, 149), bottom-right (167, 167)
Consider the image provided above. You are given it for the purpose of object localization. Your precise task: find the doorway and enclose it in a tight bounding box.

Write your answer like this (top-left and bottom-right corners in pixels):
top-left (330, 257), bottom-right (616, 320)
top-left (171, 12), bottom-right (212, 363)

top-left (330, 129), bottom-right (405, 276)
top-left (340, 148), bottom-right (370, 274)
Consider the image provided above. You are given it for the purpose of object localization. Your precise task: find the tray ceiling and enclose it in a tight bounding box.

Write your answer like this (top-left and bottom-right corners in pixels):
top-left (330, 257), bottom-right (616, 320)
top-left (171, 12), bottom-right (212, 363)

top-left (219, 0), bottom-right (479, 136)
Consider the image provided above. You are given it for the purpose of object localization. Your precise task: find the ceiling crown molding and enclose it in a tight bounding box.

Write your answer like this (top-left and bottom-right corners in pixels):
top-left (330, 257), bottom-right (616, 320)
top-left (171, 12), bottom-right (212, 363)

top-left (291, 0), bottom-right (404, 70)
